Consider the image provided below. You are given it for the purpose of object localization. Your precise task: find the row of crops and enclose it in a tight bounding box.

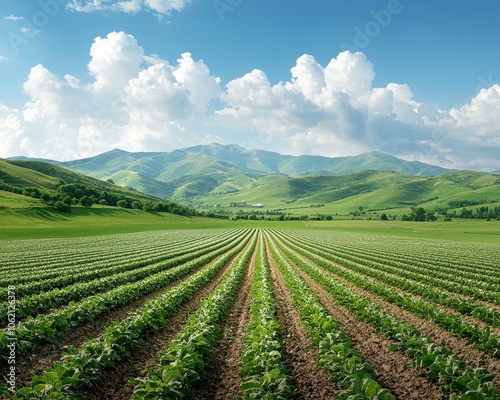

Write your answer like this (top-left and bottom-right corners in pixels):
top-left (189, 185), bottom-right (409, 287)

top-left (1, 228), bottom-right (499, 399)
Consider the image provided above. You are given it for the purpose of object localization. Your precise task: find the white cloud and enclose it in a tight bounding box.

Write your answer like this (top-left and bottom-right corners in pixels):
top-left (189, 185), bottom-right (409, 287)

top-left (4, 15), bottom-right (24, 21)
top-left (88, 31), bottom-right (144, 95)
top-left (66, 0), bottom-right (191, 15)
top-left (1, 32), bottom-right (500, 170)
top-left (0, 55), bottom-right (8, 62)
top-left (144, 0), bottom-right (191, 14)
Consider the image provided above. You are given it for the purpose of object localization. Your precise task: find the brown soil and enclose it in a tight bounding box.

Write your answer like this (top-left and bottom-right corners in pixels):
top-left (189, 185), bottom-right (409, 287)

top-left (280, 241), bottom-right (500, 393)
top-left (268, 246), bottom-right (339, 400)
top-left (280, 233), bottom-right (500, 313)
top-left (7, 248), bottom-right (241, 398)
top-left (85, 244), bottom-right (251, 400)
top-left (9, 267), bottom-right (197, 391)
top-left (312, 254), bottom-right (500, 390)
top-left (190, 241), bottom-right (256, 400)
top-left (270, 237), bottom-right (445, 400)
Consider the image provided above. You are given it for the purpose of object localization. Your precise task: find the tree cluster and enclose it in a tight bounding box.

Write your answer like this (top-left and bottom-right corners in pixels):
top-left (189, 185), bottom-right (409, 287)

top-left (447, 206), bottom-right (500, 220)
top-left (0, 180), bottom-right (199, 216)
top-left (401, 207), bottom-right (437, 221)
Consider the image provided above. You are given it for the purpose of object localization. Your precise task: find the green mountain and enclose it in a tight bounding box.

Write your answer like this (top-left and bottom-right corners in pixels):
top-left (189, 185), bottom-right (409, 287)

top-left (16, 143), bottom-right (453, 200)
top-left (4, 147), bottom-right (499, 217)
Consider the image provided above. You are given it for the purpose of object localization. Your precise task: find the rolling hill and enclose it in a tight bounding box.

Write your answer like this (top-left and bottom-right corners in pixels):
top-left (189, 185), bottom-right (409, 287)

top-left (199, 169), bottom-right (500, 215)
top-left (0, 158), bottom-right (162, 202)
top-left (3, 147), bottom-right (500, 218)
top-left (11, 143), bottom-right (455, 200)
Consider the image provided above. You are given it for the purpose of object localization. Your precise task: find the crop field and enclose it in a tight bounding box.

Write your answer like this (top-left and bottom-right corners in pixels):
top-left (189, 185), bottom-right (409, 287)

top-left (1, 228), bottom-right (499, 399)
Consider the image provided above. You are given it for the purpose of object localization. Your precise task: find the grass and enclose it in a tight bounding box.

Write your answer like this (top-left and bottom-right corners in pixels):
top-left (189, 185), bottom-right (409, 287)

top-left (0, 193), bottom-right (231, 240)
top-left (302, 219), bottom-right (500, 243)
top-left (1, 190), bottom-right (498, 243)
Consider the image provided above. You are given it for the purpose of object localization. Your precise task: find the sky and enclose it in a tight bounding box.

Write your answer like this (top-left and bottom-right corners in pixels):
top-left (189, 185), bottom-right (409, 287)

top-left (0, 0), bottom-right (500, 170)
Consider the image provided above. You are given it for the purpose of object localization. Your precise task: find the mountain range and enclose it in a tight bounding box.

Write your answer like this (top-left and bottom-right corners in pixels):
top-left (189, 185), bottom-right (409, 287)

top-left (4, 144), bottom-right (500, 215)
top-left (11, 143), bottom-right (454, 200)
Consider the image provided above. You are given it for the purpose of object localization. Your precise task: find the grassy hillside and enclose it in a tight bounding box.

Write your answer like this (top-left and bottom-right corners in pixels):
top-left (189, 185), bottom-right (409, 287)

top-left (1, 159), bottom-right (161, 202)
top-left (0, 191), bottom-right (225, 240)
top-left (199, 170), bottom-right (500, 217)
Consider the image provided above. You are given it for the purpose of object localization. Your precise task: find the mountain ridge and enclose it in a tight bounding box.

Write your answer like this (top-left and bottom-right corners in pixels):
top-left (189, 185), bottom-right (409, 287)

top-left (8, 144), bottom-right (458, 200)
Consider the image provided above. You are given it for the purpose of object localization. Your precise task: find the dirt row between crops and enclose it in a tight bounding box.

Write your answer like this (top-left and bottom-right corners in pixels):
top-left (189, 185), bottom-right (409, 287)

top-left (280, 234), bottom-right (500, 314)
top-left (7, 244), bottom-right (247, 398)
top-left (270, 240), bottom-right (445, 400)
top-left (279, 242), bottom-right (500, 392)
top-left (279, 234), bottom-right (500, 335)
top-left (86, 240), bottom-right (256, 400)
top-left (269, 250), bottom-right (340, 399)
top-left (8, 260), bottom-right (206, 392)
top-left (189, 241), bottom-right (257, 400)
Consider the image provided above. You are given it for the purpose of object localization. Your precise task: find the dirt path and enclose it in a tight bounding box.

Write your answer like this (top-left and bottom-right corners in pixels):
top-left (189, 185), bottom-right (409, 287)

top-left (268, 248), bottom-right (339, 399)
top-left (268, 237), bottom-right (445, 400)
top-left (293, 264), bottom-right (445, 399)
top-left (190, 241), bottom-right (256, 399)
top-left (8, 246), bottom-right (243, 398)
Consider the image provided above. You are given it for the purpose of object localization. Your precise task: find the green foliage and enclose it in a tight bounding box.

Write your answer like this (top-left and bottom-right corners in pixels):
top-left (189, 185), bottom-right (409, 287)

top-left (239, 235), bottom-right (295, 399)
top-left (79, 195), bottom-right (95, 208)
top-left (274, 230), bottom-right (498, 398)
top-left (15, 231), bottom-right (254, 398)
top-left (267, 233), bottom-right (394, 399)
top-left (131, 232), bottom-right (257, 399)
top-left (54, 201), bottom-right (70, 212)
top-left (116, 199), bottom-right (127, 208)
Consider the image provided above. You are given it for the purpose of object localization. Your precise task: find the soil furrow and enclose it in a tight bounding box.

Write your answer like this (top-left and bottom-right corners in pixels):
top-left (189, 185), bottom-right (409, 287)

top-left (190, 242), bottom-right (256, 400)
top-left (269, 249), bottom-right (339, 400)
top-left (12, 262), bottom-right (207, 391)
top-left (291, 263), bottom-right (445, 399)
top-left (84, 246), bottom-right (248, 400)
top-left (11, 248), bottom-right (240, 396)
top-left (307, 256), bottom-right (500, 390)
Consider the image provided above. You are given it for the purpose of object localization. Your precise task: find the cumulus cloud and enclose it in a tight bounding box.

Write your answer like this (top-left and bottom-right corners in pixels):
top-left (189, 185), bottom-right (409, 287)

top-left (66, 0), bottom-right (191, 15)
top-left (1, 33), bottom-right (499, 170)
top-left (216, 50), bottom-right (500, 169)
top-left (0, 31), bottom-right (221, 160)
top-left (88, 32), bottom-right (144, 95)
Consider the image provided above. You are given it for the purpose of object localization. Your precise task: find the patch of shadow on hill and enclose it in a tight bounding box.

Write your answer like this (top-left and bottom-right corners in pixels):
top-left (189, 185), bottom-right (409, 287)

top-left (15, 207), bottom-right (70, 221)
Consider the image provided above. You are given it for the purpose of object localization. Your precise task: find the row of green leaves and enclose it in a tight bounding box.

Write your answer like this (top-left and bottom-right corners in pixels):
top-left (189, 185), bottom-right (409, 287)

top-left (292, 229), bottom-right (500, 276)
top-left (278, 232), bottom-right (500, 355)
top-left (272, 234), bottom-right (498, 399)
top-left (130, 232), bottom-right (258, 399)
top-left (0, 230), bottom-right (236, 299)
top-left (294, 230), bottom-right (500, 284)
top-left (0, 230), bottom-right (250, 360)
top-left (238, 234), bottom-right (295, 399)
top-left (0, 230), bottom-right (214, 285)
top-left (266, 232), bottom-right (395, 400)
top-left (284, 230), bottom-right (499, 304)
top-left (280, 230), bottom-right (499, 326)
top-left (0, 230), bottom-right (237, 323)
top-left (12, 231), bottom-right (255, 399)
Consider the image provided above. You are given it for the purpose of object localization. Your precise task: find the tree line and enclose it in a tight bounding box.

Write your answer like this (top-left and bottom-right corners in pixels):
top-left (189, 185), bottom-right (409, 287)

top-left (0, 180), bottom-right (203, 216)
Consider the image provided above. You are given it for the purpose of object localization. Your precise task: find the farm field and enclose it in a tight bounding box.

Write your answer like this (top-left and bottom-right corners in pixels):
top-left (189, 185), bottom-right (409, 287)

top-left (1, 228), bottom-right (499, 399)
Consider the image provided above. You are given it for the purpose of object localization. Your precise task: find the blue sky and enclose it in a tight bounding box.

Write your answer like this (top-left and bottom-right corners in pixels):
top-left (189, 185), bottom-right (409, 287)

top-left (0, 0), bottom-right (499, 170)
